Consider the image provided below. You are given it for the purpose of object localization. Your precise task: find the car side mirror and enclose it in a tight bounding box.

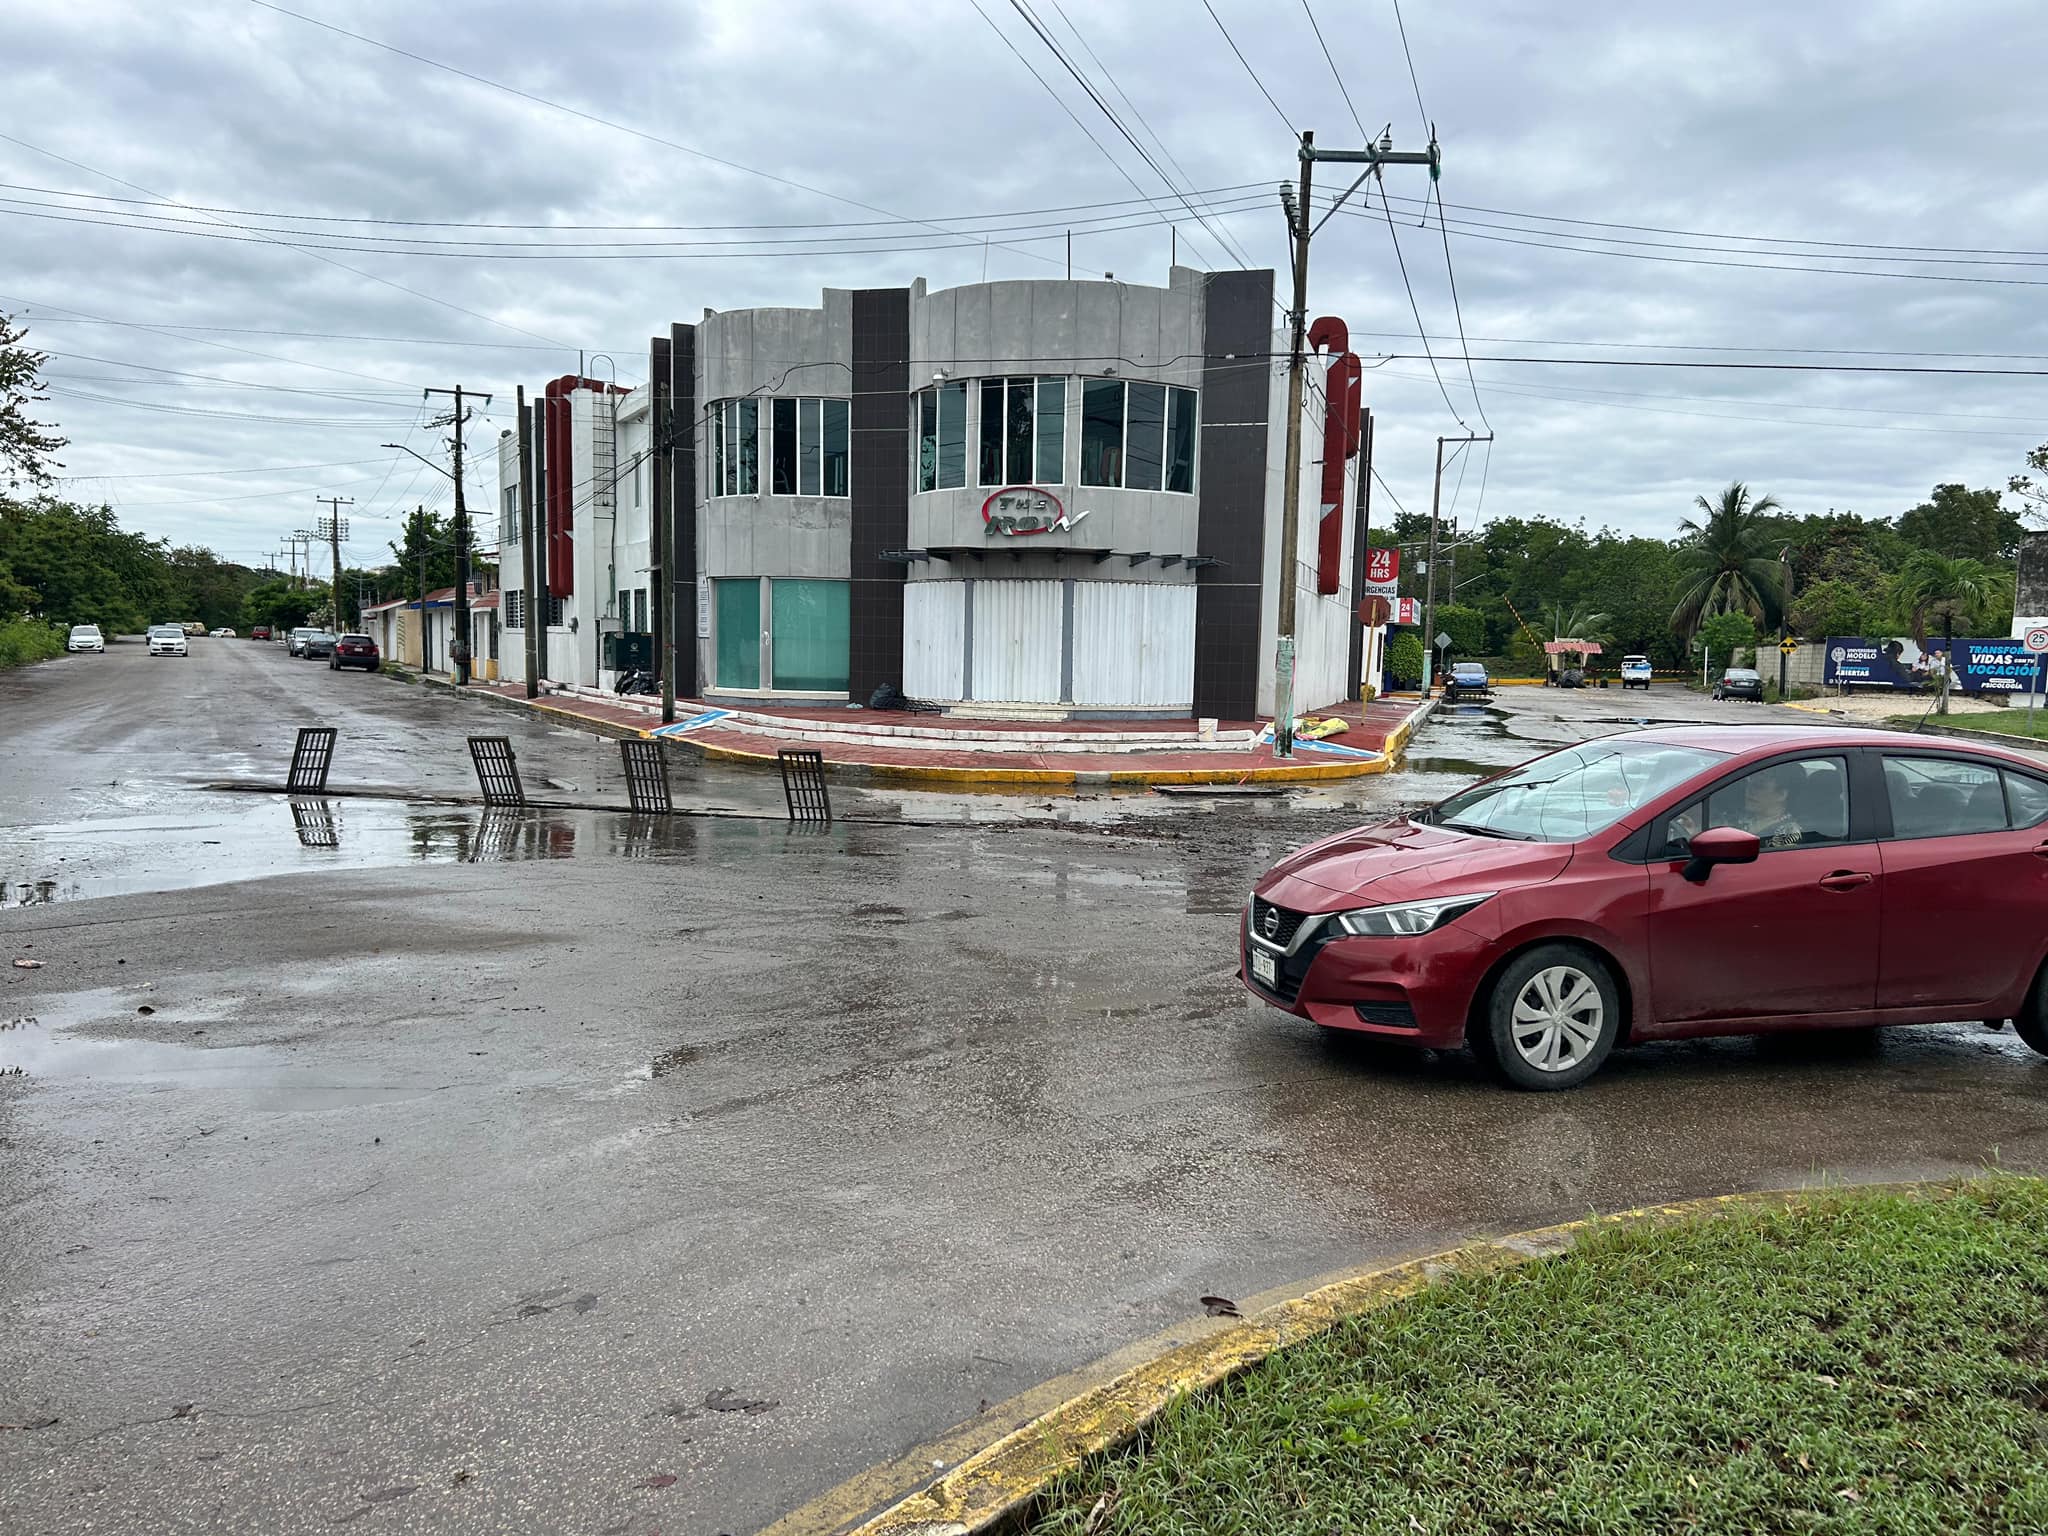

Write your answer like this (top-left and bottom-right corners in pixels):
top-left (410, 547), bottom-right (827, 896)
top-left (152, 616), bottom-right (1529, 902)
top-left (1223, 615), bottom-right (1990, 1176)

top-left (1682, 825), bottom-right (1761, 883)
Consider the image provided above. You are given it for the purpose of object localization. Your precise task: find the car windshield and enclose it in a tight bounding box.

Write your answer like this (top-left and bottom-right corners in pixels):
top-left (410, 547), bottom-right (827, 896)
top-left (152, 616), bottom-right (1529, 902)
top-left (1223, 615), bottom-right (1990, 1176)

top-left (1425, 739), bottom-right (1727, 843)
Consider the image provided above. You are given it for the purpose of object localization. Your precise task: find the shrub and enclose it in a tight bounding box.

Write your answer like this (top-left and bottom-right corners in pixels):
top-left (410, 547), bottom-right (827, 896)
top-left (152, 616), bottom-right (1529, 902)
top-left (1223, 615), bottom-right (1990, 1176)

top-left (0, 618), bottom-right (65, 669)
top-left (1386, 631), bottom-right (1426, 687)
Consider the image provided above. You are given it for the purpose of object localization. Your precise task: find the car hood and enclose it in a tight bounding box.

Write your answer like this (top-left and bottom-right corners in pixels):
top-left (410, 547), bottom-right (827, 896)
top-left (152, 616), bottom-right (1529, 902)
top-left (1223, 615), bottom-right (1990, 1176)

top-left (1255, 817), bottom-right (1575, 912)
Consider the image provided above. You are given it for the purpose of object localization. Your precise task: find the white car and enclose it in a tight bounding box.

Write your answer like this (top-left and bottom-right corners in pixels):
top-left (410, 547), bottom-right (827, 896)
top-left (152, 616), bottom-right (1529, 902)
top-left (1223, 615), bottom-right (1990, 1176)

top-left (1620, 655), bottom-right (1653, 690)
top-left (147, 625), bottom-right (188, 657)
top-left (67, 624), bottom-right (104, 653)
top-left (210, 627), bottom-right (237, 638)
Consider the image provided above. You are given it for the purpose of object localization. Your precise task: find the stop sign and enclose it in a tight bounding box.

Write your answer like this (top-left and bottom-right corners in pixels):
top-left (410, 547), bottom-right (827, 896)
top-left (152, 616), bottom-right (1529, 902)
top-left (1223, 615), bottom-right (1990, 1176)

top-left (1358, 595), bottom-right (1392, 626)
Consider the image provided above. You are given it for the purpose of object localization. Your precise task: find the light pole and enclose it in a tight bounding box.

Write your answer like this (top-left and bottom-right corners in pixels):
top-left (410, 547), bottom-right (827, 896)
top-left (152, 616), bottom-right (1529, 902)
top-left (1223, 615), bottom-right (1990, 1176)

top-left (1777, 546), bottom-right (1793, 701)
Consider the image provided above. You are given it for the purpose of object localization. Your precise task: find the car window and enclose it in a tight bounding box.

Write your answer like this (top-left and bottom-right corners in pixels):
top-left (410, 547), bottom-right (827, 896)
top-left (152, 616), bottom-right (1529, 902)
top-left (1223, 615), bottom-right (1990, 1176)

top-left (1884, 756), bottom-right (2009, 839)
top-left (1430, 740), bottom-right (1725, 843)
top-left (2006, 772), bottom-right (2048, 830)
top-left (1660, 756), bottom-right (1851, 856)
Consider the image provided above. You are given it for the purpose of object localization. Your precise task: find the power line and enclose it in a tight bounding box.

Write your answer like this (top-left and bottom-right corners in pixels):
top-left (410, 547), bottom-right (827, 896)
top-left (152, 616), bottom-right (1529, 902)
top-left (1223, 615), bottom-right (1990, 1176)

top-left (245, 0), bottom-right (1069, 276)
top-left (1375, 182), bottom-right (1468, 428)
top-left (1389, 0), bottom-right (1430, 135)
top-left (1300, 0), bottom-right (1367, 138)
top-left (53, 456), bottom-right (390, 481)
top-left (1430, 184), bottom-right (1491, 432)
top-left (1201, 0), bottom-right (1295, 134)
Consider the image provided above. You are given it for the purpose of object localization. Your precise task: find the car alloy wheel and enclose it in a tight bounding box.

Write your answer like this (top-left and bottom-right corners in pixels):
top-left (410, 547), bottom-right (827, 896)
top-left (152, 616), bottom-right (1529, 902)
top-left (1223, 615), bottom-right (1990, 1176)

top-left (1510, 965), bottom-right (1605, 1072)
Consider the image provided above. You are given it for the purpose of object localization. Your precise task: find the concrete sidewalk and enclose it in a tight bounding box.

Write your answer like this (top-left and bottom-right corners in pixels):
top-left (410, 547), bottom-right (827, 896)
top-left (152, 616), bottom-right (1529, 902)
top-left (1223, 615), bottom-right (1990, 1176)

top-left (423, 674), bottom-right (1437, 788)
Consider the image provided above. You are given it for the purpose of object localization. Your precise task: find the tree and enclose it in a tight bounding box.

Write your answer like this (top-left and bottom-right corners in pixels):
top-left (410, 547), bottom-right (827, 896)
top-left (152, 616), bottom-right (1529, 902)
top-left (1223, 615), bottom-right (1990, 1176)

top-left (0, 314), bottom-right (67, 489)
top-left (1696, 611), bottom-right (1759, 675)
top-left (1669, 481), bottom-right (1787, 637)
top-left (1548, 602), bottom-right (1612, 672)
top-left (2010, 442), bottom-right (2048, 530)
top-left (386, 506), bottom-right (458, 595)
top-left (1790, 578), bottom-right (1875, 641)
top-left (1894, 552), bottom-right (1995, 715)
top-left (1434, 603), bottom-right (1487, 658)
top-left (1897, 483), bottom-right (2022, 564)
top-left (239, 578), bottom-right (323, 634)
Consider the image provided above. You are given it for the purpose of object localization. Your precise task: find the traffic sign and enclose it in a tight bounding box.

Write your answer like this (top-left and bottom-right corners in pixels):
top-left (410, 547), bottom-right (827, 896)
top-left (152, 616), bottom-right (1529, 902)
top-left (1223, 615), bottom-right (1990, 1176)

top-left (2026, 626), bottom-right (2048, 654)
top-left (1780, 637), bottom-right (1799, 655)
top-left (1435, 631), bottom-right (1453, 650)
top-left (1357, 595), bottom-right (1391, 627)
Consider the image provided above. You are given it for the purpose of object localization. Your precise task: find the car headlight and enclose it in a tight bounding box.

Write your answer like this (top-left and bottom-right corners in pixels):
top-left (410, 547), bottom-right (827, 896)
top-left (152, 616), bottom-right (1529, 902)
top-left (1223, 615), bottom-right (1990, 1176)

top-left (1334, 892), bottom-right (1494, 938)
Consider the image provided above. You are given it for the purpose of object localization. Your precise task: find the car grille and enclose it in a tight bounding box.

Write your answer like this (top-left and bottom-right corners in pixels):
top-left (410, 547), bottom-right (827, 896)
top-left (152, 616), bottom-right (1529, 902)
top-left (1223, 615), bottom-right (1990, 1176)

top-left (1250, 896), bottom-right (1309, 949)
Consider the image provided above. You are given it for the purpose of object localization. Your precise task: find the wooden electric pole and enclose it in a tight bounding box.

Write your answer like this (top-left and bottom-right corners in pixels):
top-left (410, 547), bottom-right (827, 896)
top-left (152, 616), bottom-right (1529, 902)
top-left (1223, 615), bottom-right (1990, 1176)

top-left (425, 385), bottom-right (492, 685)
top-left (517, 386), bottom-right (540, 700)
top-left (315, 495), bottom-right (352, 631)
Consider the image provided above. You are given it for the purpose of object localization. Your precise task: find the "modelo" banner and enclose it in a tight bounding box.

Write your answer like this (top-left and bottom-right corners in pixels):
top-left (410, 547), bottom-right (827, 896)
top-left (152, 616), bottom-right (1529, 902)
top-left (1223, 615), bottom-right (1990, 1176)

top-left (1823, 636), bottom-right (2047, 693)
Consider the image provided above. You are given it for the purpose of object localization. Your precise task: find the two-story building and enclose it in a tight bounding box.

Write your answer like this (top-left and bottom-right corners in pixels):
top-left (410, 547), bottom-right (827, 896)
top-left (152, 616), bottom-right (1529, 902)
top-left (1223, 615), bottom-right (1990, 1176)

top-left (494, 266), bottom-right (1387, 721)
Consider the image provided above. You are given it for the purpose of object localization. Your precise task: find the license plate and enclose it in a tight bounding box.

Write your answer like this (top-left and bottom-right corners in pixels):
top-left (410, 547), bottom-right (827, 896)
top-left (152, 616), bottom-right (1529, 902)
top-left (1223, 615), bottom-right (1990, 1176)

top-left (1250, 948), bottom-right (1277, 988)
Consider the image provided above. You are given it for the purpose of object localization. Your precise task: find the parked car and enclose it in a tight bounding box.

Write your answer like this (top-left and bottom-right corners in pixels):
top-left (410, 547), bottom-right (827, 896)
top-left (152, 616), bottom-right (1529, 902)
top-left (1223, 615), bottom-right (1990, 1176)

top-left (181, 621), bottom-right (206, 636)
top-left (1442, 661), bottom-right (1492, 703)
top-left (250, 625), bottom-right (272, 641)
top-left (286, 626), bottom-right (322, 657)
top-left (300, 631), bottom-right (338, 660)
top-left (1620, 655), bottom-right (1654, 690)
top-left (146, 624), bottom-right (188, 657)
top-left (1240, 726), bottom-right (2048, 1090)
top-left (1714, 667), bottom-right (1765, 702)
top-left (66, 623), bottom-right (104, 653)
top-left (210, 627), bottom-right (237, 638)
top-left (329, 633), bottom-right (380, 671)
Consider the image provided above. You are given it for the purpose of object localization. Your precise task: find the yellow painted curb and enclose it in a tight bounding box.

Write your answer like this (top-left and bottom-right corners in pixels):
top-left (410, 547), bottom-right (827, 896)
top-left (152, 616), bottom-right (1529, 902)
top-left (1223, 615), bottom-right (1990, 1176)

top-left (767, 1179), bottom-right (1954, 1536)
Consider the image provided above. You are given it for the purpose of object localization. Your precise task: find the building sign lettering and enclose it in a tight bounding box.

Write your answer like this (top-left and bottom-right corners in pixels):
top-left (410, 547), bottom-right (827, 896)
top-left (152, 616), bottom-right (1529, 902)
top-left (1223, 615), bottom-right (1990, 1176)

top-left (982, 486), bottom-right (1091, 537)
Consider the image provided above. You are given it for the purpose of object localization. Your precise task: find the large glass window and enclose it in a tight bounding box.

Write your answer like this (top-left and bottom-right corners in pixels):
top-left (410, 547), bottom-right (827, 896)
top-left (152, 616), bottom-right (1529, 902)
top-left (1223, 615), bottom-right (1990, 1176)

top-left (501, 484), bottom-right (518, 541)
top-left (916, 382), bottom-right (968, 491)
top-left (823, 398), bottom-right (848, 496)
top-left (1036, 377), bottom-right (1065, 482)
top-left (771, 579), bottom-right (850, 691)
top-left (1078, 381), bottom-right (1198, 491)
top-left (714, 578), bottom-right (760, 688)
top-left (772, 397), bottom-right (797, 495)
top-left (711, 399), bottom-right (759, 497)
top-left (976, 377), bottom-right (1064, 487)
top-left (770, 397), bottom-right (849, 497)
top-left (2007, 771), bottom-right (2048, 829)
top-left (799, 397), bottom-right (822, 495)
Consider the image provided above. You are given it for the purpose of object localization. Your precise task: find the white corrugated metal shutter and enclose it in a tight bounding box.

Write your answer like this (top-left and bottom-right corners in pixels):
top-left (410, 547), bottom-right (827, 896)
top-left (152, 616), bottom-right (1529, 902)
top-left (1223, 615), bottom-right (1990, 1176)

top-left (903, 581), bottom-right (966, 700)
top-left (1071, 581), bottom-right (1196, 709)
top-left (971, 579), bottom-right (1063, 703)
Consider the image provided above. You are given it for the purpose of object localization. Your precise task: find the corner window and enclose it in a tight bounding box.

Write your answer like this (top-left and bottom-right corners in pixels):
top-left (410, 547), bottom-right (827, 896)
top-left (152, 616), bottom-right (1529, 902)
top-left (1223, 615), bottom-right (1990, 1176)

top-left (977, 377), bottom-right (1066, 487)
top-left (710, 399), bottom-right (759, 497)
top-left (1884, 756), bottom-right (2009, 839)
top-left (1079, 380), bottom-right (1197, 492)
top-left (767, 397), bottom-right (847, 498)
top-left (915, 382), bottom-right (968, 491)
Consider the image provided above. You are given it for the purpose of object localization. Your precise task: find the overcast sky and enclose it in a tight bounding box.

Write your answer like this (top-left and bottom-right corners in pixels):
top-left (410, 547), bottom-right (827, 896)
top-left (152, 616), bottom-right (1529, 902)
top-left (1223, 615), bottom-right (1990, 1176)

top-left (7, 0), bottom-right (2047, 573)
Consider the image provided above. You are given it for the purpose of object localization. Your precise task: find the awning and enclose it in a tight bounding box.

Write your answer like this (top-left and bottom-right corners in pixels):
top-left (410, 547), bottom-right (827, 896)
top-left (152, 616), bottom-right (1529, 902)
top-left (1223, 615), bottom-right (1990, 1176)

top-left (1544, 639), bottom-right (1604, 656)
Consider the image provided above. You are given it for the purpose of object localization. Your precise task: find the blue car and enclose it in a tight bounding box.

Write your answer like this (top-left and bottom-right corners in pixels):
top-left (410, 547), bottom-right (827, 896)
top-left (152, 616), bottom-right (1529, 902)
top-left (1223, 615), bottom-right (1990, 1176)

top-left (1442, 661), bottom-right (1492, 702)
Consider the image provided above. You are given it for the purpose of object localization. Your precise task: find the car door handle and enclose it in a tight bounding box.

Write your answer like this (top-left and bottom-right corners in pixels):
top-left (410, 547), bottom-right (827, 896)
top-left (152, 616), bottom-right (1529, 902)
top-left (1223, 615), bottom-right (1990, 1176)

top-left (2035, 842), bottom-right (2048, 861)
top-left (1818, 870), bottom-right (1874, 892)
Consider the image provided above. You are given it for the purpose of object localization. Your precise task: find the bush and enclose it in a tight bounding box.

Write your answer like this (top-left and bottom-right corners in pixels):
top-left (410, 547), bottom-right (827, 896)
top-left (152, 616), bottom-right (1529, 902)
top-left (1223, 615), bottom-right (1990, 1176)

top-left (0, 618), bottom-right (65, 669)
top-left (1386, 631), bottom-right (1425, 687)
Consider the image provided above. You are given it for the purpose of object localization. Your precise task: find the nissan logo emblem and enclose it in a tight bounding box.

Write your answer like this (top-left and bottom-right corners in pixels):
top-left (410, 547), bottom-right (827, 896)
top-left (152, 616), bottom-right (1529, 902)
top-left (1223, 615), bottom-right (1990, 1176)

top-left (1260, 906), bottom-right (1280, 939)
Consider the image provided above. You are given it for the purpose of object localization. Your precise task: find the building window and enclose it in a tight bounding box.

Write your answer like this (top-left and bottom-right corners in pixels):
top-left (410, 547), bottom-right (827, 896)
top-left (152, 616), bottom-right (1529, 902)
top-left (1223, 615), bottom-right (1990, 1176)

top-left (546, 593), bottom-right (565, 628)
top-left (915, 381), bottom-right (968, 491)
top-left (977, 377), bottom-right (1066, 487)
top-left (633, 588), bottom-right (648, 633)
top-left (715, 578), bottom-right (761, 689)
top-left (770, 579), bottom-right (849, 691)
top-left (1079, 381), bottom-right (1198, 492)
top-left (505, 589), bottom-right (523, 629)
top-left (501, 484), bottom-right (518, 542)
top-left (710, 399), bottom-right (759, 497)
top-left (769, 397), bottom-right (851, 497)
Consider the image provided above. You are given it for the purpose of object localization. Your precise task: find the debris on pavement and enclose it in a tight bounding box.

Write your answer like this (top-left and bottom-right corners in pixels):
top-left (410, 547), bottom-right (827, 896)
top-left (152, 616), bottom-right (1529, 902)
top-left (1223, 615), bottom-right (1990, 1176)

top-left (1200, 1295), bottom-right (1242, 1317)
top-left (12, 958), bottom-right (43, 969)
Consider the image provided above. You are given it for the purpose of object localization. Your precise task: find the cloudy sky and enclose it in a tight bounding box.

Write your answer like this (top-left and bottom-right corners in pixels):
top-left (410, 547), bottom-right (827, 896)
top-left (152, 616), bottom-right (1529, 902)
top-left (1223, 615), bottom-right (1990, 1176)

top-left (7, 0), bottom-right (2047, 573)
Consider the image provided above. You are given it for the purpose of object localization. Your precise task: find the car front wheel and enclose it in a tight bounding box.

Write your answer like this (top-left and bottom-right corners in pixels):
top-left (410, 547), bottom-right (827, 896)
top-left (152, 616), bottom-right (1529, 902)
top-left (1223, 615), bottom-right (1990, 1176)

top-left (1473, 944), bottom-right (1621, 1090)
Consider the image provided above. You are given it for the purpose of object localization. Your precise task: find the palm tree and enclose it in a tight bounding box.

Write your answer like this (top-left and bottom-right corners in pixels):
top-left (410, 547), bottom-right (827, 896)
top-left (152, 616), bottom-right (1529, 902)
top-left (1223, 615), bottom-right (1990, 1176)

top-left (1895, 551), bottom-right (1994, 714)
top-left (1548, 603), bottom-right (1612, 674)
top-left (1669, 481), bottom-right (1788, 637)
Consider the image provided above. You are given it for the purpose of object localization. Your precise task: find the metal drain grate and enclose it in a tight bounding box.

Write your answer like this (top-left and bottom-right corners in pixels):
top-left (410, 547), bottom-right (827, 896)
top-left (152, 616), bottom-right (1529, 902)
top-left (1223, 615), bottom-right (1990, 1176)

top-left (467, 735), bottom-right (527, 808)
top-left (286, 727), bottom-right (338, 792)
top-left (619, 738), bottom-right (672, 815)
top-left (777, 748), bottom-right (832, 823)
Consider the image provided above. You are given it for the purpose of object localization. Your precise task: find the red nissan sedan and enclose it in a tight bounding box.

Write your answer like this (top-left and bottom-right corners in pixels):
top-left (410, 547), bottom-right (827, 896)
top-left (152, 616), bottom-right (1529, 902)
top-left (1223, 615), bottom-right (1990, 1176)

top-left (1243, 727), bottom-right (2048, 1089)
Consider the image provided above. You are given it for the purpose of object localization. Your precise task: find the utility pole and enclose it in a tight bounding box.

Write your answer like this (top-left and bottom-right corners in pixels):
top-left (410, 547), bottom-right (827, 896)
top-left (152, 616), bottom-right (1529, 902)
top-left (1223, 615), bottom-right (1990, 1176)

top-left (1421, 433), bottom-right (1491, 695)
top-left (517, 386), bottom-right (540, 700)
top-left (1777, 546), bottom-right (1793, 702)
top-left (1273, 127), bottom-right (1441, 754)
top-left (414, 504), bottom-right (430, 674)
top-left (425, 385), bottom-right (492, 685)
top-left (315, 495), bottom-right (353, 631)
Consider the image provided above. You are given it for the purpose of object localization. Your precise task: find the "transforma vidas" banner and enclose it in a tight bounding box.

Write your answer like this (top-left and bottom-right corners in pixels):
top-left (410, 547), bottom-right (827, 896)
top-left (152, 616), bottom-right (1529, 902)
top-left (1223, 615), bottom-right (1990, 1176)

top-left (1823, 637), bottom-right (2047, 693)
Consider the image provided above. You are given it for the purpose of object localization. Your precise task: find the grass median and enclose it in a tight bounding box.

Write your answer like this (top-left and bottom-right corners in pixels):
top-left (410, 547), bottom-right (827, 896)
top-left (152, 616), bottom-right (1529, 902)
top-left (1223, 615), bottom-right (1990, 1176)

top-left (1029, 1179), bottom-right (2048, 1535)
top-left (1887, 710), bottom-right (2047, 742)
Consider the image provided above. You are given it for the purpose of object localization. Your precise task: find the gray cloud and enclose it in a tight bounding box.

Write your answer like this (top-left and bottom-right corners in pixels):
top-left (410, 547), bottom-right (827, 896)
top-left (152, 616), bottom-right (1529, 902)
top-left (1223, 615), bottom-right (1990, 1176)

top-left (7, 0), bottom-right (2045, 572)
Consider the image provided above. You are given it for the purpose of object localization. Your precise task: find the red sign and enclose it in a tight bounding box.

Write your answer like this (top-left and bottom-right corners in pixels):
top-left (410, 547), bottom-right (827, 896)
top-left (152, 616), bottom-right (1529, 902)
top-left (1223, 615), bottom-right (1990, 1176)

top-left (982, 486), bottom-right (1086, 537)
top-left (1358, 596), bottom-right (1391, 627)
top-left (1359, 596), bottom-right (1419, 627)
top-left (1366, 547), bottom-right (1400, 583)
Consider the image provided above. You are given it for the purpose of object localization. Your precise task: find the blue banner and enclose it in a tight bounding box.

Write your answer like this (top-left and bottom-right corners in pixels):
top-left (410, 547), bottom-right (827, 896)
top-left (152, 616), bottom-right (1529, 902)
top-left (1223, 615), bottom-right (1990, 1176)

top-left (1823, 636), bottom-right (2047, 694)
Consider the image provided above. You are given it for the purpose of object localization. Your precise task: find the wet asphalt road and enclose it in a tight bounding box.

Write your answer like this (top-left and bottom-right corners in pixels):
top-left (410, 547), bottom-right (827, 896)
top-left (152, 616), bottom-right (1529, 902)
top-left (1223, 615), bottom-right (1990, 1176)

top-left (5, 650), bottom-right (2045, 1535)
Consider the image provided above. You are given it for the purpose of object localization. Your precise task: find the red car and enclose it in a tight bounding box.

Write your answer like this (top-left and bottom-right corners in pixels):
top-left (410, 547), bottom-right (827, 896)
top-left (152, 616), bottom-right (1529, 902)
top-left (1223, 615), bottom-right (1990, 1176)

top-left (1243, 726), bottom-right (2048, 1089)
top-left (250, 625), bottom-right (272, 641)
top-left (329, 633), bottom-right (380, 671)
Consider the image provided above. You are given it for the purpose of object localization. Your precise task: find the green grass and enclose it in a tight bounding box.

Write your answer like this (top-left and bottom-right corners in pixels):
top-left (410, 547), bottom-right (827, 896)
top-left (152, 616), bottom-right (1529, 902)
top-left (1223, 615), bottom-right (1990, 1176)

top-left (1029, 1180), bottom-right (2048, 1535)
top-left (1888, 709), bottom-right (2048, 741)
top-left (0, 618), bottom-right (65, 669)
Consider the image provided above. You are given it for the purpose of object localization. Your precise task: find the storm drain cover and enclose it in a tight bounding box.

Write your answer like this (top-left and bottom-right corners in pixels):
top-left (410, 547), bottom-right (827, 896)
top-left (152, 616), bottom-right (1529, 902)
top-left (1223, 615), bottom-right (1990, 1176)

top-left (778, 748), bottom-right (832, 824)
top-left (286, 727), bottom-right (338, 793)
top-left (619, 738), bottom-right (672, 815)
top-left (468, 735), bottom-right (527, 808)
